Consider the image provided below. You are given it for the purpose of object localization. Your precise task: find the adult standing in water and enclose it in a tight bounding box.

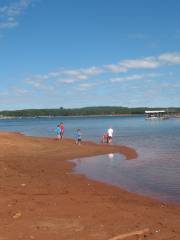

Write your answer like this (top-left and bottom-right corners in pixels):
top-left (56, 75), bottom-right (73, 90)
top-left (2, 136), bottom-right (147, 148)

top-left (107, 127), bottom-right (113, 144)
top-left (60, 122), bottom-right (64, 140)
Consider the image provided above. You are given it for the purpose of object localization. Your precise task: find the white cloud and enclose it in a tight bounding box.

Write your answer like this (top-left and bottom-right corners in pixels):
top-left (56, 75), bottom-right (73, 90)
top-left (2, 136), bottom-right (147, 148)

top-left (26, 66), bottom-right (104, 87)
top-left (25, 52), bottom-right (180, 92)
top-left (26, 79), bottom-right (54, 91)
top-left (158, 53), bottom-right (180, 65)
top-left (0, 21), bottom-right (18, 29)
top-left (13, 88), bottom-right (30, 96)
top-left (110, 74), bottom-right (144, 83)
top-left (106, 52), bottom-right (180, 73)
top-left (0, 0), bottom-right (35, 29)
top-left (60, 79), bottom-right (76, 84)
top-left (161, 83), bottom-right (180, 89)
top-left (62, 66), bottom-right (103, 80)
top-left (121, 57), bottom-right (160, 69)
top-left (77, 83), bottom-right (97, 91)
top-left (104, 64), bottom-right (127, 73)
top-left (110, 72), bottom-right (164, 83)
top-left (61, 69), bottom-right (87, 80)
top-left (26, 79), bottom-right (41, 88)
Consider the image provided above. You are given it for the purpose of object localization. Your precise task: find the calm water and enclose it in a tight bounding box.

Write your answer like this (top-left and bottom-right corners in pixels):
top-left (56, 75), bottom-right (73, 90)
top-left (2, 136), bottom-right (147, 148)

top-left (0, 115), bottom-right (180, 203)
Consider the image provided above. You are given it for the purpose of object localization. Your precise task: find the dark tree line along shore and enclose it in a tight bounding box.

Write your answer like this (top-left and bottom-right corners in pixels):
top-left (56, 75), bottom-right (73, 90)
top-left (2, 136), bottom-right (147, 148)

top-left (0, 106), bottom-right (180, 117)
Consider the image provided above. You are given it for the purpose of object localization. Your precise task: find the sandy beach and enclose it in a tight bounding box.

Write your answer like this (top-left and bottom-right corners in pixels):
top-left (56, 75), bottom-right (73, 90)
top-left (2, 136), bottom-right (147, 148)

top-left (0, 131), bottom-right (180, 240)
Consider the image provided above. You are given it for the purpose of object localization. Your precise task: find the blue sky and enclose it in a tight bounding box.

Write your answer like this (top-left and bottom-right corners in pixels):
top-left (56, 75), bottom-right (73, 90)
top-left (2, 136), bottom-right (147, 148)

top-left (1, 0), bottom-right (180, 110)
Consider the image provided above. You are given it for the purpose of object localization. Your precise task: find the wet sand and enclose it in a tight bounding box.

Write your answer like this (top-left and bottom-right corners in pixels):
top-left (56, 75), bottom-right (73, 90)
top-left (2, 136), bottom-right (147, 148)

top-left (0, 131), bottom-right (180, 239)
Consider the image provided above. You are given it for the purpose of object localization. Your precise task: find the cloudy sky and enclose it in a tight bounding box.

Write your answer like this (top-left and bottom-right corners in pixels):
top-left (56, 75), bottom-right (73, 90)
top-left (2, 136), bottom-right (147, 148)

top-left (1, 0), bottom-right (180, 110)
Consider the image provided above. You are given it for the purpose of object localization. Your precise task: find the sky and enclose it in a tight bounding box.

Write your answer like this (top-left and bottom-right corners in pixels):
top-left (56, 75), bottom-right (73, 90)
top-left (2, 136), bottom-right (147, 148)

top-left (0, 0), bottom-right (180, 110)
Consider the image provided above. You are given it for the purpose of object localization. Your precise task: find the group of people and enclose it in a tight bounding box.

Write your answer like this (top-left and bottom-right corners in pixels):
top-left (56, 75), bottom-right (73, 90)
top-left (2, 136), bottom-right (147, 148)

top-left (56, 123), bottom-right (82, 145)
top-left (56, 123), bottom-right (113, 145)
top-left (56, 122), bottom-right (65, 140)
top-left (101, 127), bottom-right (114, 144)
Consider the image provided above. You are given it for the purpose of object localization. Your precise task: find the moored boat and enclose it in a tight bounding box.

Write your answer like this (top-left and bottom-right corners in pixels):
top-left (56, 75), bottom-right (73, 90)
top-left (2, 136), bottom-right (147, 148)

top-left (145, 110), bottom-right (169, 120)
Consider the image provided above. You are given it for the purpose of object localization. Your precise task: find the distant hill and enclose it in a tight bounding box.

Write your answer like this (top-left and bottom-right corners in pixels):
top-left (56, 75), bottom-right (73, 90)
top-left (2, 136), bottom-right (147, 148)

top-left (0, 106), bottom-right (180, 117)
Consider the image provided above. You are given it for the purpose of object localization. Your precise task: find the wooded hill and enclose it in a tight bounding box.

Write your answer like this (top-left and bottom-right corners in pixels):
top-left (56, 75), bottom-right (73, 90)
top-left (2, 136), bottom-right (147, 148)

top-left (0, 106), bottom-right (180, 117)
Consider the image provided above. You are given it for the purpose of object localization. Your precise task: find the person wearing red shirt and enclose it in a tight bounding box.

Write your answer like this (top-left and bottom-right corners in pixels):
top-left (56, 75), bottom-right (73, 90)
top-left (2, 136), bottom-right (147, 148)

top-left (59, 122), bottom-right (64, 139)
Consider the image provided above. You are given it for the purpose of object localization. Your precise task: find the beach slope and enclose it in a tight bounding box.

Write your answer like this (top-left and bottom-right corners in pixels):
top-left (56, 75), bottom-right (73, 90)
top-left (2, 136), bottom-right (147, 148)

top-left (0, 132), bottom-right (180, 240)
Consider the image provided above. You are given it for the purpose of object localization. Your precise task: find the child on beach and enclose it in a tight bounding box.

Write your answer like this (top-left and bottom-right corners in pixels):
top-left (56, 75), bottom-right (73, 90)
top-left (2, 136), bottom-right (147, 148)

top-left (56, 125), bottom-right (61, 140)
top-left (59, 122), bottom-right (64, 139)
top-left (76, 129), bottom-right (82, 145)
top-left (101, 132), bottom-right (108, 144)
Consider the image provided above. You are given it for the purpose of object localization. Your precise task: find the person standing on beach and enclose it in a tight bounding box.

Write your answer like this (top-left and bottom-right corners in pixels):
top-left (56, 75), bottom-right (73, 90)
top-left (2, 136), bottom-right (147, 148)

top-left (76, 129), bottom-right (82, 145)
top-left (107, 127), bottom-right (113, 144)
top-left (59, 122), bottom-right (64, 139)
top-left (56, 125), bottom-right (61, 140)
top-left (101, 132), bottom-right (108, 144)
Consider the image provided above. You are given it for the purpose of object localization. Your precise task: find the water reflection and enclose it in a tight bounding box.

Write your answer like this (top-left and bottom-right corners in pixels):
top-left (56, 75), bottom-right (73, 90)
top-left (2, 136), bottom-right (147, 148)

top-left (108, 153), bottom-right (114, 159)
top-left (72, 153), bottom-right (180, 204)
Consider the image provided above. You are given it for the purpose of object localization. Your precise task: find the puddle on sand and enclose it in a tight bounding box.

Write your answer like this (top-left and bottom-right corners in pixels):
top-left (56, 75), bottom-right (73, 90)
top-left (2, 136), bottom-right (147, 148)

top-left (71, 153), bottom-right (180, 204)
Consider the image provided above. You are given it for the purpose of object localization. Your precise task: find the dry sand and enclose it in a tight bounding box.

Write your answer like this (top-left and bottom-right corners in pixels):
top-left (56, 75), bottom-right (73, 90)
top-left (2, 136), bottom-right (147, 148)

top-left (0, 131), bottom-right (180, 240)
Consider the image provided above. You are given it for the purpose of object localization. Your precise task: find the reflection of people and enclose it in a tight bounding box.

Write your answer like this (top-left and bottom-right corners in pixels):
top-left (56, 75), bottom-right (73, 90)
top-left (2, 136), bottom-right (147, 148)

top-left (101, 132), bottom-right (108, 144)
top-left (56, 125), bottom-right (61, 140)
top-left (107, 127), bottom-right (113, 144)
top-left (59, 122), bottom-right (64, 139)
top-left (108, 153), bottom-right (114, 159)
top-left (76, 129), bottom-right (82, 145)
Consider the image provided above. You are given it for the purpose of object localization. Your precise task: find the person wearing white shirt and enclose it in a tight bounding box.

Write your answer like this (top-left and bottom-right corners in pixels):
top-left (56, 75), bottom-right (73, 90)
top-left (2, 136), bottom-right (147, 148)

top-left (107, 127), bottom-right (113, 144)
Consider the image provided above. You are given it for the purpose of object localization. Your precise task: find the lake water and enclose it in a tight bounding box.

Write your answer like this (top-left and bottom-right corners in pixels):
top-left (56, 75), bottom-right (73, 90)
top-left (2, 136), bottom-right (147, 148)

top-left (0, 115), bottom-right (180, 203)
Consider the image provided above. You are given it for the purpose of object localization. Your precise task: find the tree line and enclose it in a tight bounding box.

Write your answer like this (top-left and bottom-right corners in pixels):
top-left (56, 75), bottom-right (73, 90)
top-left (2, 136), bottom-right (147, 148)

top-left (0, 106), bottom-right (179, 117)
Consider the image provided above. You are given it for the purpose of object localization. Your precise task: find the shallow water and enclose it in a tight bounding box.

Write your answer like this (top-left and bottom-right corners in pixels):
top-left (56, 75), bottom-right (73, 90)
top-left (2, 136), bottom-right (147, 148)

top-left (0, 115), bottom-right (180, 203)
top-left (72, 153), bottom-right (180, 203)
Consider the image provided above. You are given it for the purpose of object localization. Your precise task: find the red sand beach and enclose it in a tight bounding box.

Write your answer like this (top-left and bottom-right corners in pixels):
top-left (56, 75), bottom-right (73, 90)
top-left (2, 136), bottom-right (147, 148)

top-left (0, 131), bottom-right (180, 240)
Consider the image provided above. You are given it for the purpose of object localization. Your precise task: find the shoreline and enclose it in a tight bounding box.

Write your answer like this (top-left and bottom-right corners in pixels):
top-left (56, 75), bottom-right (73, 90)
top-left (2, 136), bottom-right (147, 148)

top-left (0, 131), bottom-right (180, 239)
top-left (0, 113), bottom-right (142, 119)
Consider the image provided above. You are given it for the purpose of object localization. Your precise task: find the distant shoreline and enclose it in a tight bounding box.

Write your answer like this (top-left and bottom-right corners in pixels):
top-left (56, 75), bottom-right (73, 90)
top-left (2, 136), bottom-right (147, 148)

top-left (0, 113), bottom-right (143, 119)
top-left (1, 113), bottom-right (180, 120)
top-left (0, 106), bottom-right (179, 119)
